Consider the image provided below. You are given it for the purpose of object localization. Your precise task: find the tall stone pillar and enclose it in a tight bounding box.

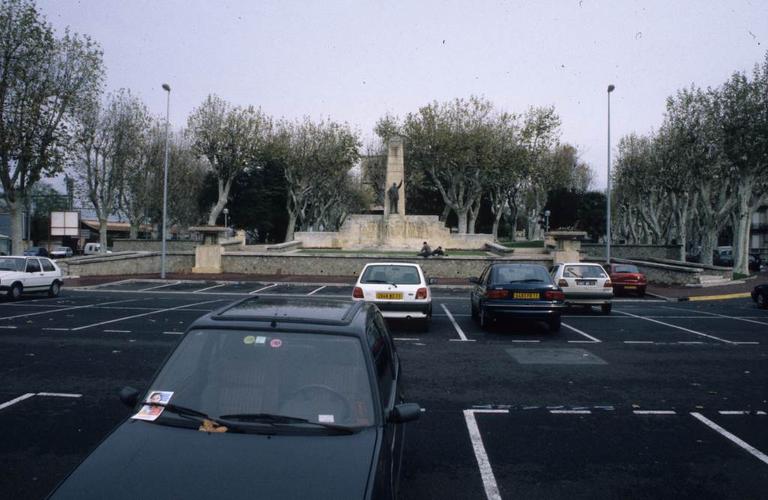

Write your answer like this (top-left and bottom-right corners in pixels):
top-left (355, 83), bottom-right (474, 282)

top-left (384, 136), bottom-right (406, 217)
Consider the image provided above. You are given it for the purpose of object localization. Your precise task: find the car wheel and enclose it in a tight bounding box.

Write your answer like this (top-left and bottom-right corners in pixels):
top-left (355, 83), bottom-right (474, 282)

top-left (419, 318), bottom-right (431, 332)
top-left (548, 316), bottom-right (561, 332)
top-left (758, 293), bottom-right (767, 309)
top-left (601, 303), bottom-right (612, 315)
top-left (48, 281), bottom-right (61, 298)
top-left (638, 289), bottom-right (646, 298)
top-left (7, 283), bottom-right (22, 301)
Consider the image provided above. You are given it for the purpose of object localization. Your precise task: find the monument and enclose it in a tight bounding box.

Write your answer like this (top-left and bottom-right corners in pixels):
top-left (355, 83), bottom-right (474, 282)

top-left (294, 136), bottom-right (492, 250)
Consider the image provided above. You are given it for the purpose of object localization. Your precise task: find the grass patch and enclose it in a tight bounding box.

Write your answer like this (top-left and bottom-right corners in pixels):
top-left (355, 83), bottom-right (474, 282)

top-left (733, 272), bottom-right (748, 280)
top-left (496, 239), bottom-right (544, 248)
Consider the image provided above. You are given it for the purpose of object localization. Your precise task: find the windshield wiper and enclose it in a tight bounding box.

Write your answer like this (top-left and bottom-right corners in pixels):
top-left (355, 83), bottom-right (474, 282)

top-left (219, 412), bottom-right (357, 434)
top-left (143, 402), bottom-right (241, 431)
top-left (363, 279), bottom-right (387, 283)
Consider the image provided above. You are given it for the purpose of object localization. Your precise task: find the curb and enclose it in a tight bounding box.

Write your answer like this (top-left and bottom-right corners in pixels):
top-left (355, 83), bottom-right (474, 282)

top-left (687, 292), bottom-right (752, 302)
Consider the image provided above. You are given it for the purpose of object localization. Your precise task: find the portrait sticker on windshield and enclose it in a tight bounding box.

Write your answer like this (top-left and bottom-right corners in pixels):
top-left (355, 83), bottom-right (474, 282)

top-left (270, 338), bottom-right (282, 348)
top-left (131, 390), bottom-right (174, 421)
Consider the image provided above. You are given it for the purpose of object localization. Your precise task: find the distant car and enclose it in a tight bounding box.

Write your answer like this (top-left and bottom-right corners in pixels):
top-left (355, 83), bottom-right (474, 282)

top-left (751, 283), bottom-right (767, 309)
top-left (49, 297), bottom-right (421, 500)
top-left (0, 256), bottom-right (63, 299)
top-left (469, 263), bottom-right (565, 331)
top-left (23, 246), bottom-right (49, 257)
top-left (713, 246), bottom-right (733, 267)
top-left (550, 262), bottom-right (614, 314)
top-left (608, 263), bottom-right (647, 297)
top-left (352, 262), bottom-right (433, 331)
top-left (83, 242), bottom-right (112, 255)
top-left (50, 246), bottom-right (74, 259)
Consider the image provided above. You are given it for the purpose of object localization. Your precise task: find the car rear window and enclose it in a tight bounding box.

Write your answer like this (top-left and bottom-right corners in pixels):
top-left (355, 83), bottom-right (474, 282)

top-left (146, 330), bottom-right (375, 428)
top-left (491, 265), bottom-right (551, 284)
top-left (0, 258), bottom-right (25, 272)
top-left (41, 259), bottom-right (56, 272)
top-left (361, 265), bottom-right (421, 285)
top-left (613, 265), bottom-right (639, 273)
top-left (563, 265), bottom-right (607, 279)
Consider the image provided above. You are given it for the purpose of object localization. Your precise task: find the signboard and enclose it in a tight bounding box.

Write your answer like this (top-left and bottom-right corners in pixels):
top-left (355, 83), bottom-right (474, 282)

top-left (51, 211), bottom-right (80, 237)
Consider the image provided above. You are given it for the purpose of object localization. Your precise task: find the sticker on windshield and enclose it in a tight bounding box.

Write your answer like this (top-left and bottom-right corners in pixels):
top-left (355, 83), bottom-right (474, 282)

top-left (131, 390), bottom-right (174, 421)
top-left (318, 414), bottom-right (335, 423)
top-left (270, 338), bottom-right (282, 348)
top-left (243, 335), bottom-right (256, 345)
top-left (255, 336), bottom-right (266, 344)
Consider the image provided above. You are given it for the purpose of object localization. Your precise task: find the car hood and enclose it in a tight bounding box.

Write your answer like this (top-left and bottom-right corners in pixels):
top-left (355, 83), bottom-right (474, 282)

top-left (51, 420), bottom-right (378, 500)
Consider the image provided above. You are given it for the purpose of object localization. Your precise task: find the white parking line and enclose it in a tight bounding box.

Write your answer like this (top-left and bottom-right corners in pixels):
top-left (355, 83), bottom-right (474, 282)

top-left (0, 298), bottom-right (143, 321)
top-left (42, 327), bottom-right (70, 331)
top-left (250, 283), bottom-right (277, 294)
top-left (393, 337), bottom-right (420, 341)
top-left (37, 392), bottom-right (82, 398)
top-left (193, 283), bottom-right (228, 293)
top-left (71, 299), bottom-right (226, 331)
top-left (634, 410), bottom-right (677, 415)
top-left (691, 412), bottom-right (768, 466)
top-left (561, 322), bottom-right (602, 342)
top-left (0, 393), bottom-right (35, 411)
top-left (624, 340), bottom-right (653, 344)
top-left (615, 310), bottom-right (736, 345)
top-left (719, 411), bottom-right (747, 415)
top-left (139, 281), bottom-right (181, 291)
top-left (464, 409), bottom-right (504, 500)
top-left (661, 305), bottom-right (768, 327)
top-left (512, 339), bottom-right (540, 343)
top-left (550, 409), bottom-right (591, 414)
top-left (441, 304), bottom-right (473, 341)
top-left (307, 286), bottom-right (326, 296)
top-left (0, 325), bottom-right (17, 329)
top-left (163, 331), bottom-right (184, 335)
top-left (103, 329), bottom-right (131, 333)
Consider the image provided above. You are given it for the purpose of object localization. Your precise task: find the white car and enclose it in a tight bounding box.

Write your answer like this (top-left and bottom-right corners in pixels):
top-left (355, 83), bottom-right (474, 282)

top-left (550, 262), bottom-right (613, 314)
top-left (50, 246), bottom-right (73, 258)
top-left (352, 262), bottom-right (433, 331)
top-left (0, 256), bottom-right (63, 299)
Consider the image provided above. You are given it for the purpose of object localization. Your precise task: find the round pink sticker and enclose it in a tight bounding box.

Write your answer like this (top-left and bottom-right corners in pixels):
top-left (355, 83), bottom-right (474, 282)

top-left (270, 339), bottom-right (282, 348)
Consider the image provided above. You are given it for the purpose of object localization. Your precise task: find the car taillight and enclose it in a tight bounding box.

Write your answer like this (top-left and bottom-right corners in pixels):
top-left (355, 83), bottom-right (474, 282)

top-left (604, 279), bottom-right (612, 288)
top-left (352, 287), bottom-right (364, 299)
top-left (544, 290), bottom-right (565, 301)
top-left (558, 279), bottom-right (568, 287)
top-left (485, 289), bottom-right (509, 299)
top-left (415, 287), bottom-right (428, 299)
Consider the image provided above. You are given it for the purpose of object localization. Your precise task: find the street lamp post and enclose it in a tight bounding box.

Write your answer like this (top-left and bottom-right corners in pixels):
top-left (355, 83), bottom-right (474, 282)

top-left (223, 207), bottom-right (229, 230)
top-left (606, 84), bottom-right (615, 264)
top-left (160, 83), bottom-right (171, 279)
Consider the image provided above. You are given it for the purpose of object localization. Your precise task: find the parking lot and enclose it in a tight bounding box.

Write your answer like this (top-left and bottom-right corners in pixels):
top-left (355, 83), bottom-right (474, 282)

top-left (1, 279), bottom-right (766, 499)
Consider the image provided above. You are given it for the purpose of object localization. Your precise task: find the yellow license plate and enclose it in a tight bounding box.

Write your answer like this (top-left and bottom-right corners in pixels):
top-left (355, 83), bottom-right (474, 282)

top-left (376, 292), bottom-right (403, 300)
top-left (624, 285), bottom-right (637, 289)
top-left (513, 292), bottom-right (540, 299)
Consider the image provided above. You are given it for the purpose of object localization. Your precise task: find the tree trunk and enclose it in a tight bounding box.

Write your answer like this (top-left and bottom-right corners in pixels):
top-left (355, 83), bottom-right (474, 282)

top-left (439, 205), bottom-right (451, 223)
top-left (99, 218), bottom-right (109, 253)
top-left (129, 222), bottom-right (139, 240)
top-left (285, 212), bottom-right (297, 242)
top-left (732, 181), bottom-right (754, 276)
top-left (491, 210), bottom-right (503, 241)
top-left (8, 199), bottom-right (25, 254)
top-left (456, 209), bottom-right (468, 234)
top-left (207, 178), bottom-right (233, 226)
top-left (507, 204), bottom-right (518, 241)
top-left (700, 230), bottom-right (716, 266)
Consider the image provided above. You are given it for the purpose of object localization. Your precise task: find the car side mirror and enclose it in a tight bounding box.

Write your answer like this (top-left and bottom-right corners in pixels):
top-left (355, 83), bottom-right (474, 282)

top-left (468, 277), bottom-right (479, 284)
top-left (119, 386), bottom-right (140, 408)
top-left (428, 277), bottom-right (438, 285)
top-left (388, 403), bottom-right (421, 423)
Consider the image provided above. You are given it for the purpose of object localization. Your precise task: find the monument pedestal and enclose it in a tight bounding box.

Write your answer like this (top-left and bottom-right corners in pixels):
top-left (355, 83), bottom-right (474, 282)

top-left (189, 226), bottom-right (228, 274)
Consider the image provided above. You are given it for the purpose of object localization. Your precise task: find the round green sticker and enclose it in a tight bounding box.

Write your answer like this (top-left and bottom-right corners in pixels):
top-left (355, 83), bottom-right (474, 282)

top-left (243, 335), bottom-right (256, 345)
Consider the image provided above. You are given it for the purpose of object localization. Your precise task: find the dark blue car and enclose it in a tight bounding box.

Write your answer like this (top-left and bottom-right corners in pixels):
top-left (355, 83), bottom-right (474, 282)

top-left (50, 297), bottom-right (421, 499)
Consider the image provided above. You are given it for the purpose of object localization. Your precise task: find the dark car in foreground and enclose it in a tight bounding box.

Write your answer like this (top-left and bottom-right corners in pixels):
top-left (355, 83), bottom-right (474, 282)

top-left (752, 283), bottom-right (767, 309)
top-left (50, 297), bottom-right (421, 500)
top-left (608, 263), bottom-right (647, 297)
top-left (470, 263), bottom-right (565, 331)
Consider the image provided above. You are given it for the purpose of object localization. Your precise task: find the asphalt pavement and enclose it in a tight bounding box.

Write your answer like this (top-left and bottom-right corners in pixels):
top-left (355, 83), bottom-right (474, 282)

top-left (1, 279), bottom-right (766, 499)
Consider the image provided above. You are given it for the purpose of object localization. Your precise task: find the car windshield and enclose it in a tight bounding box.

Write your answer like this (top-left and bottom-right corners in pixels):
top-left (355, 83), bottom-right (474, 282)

top-left (361, 265), bottom-right (421, 285)
top-left (0, 258), bottom-right (25, 271)
top-left (144, 330), bottom-right (375, 430)
top-left (563, 265), bottom-right (607, 279)
top-left (492, 264), bottom-right (551, 284)
top-left (613, 265), bottom-right (640, 273)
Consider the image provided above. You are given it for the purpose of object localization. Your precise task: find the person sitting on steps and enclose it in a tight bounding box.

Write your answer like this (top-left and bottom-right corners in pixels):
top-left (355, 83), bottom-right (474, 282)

top-left (418, 241), bottom-right (432, 258)
top-left (431, 246), bottom-right (445, 257)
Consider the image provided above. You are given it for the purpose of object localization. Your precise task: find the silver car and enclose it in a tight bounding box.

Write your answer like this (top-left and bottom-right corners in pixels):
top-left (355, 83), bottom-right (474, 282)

top-left (550, 262), bottom-right (613, 314)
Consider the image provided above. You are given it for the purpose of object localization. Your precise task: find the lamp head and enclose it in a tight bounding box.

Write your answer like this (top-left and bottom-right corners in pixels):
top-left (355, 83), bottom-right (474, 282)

top-left (162, 83), bottom-right (171, 92)
top-left (607, 84), bottom-right (615, 93)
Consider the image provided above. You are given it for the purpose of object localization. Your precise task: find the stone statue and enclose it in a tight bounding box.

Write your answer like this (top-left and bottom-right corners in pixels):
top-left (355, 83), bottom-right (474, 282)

top-left (387, 180), bottom-right (403, 214)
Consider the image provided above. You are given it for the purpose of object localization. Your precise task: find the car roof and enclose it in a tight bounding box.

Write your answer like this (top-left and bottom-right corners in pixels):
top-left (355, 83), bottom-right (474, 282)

top-left (557, 262), bottom-right (605, 266)
top-left (188, 296), bottom-right (371, 336)
top-left (363, 262), bottom-right (422, 268)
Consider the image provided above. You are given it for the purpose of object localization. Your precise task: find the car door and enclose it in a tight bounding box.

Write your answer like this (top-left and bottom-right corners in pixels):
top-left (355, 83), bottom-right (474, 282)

top-left (39, 258), bottom-right (59, 287)
top-left (367, 315), bottom-right (397, 499)
top-left (24, 258), bottom-right (45, 290)
top-left (471, 265), bottom-right (490, 310)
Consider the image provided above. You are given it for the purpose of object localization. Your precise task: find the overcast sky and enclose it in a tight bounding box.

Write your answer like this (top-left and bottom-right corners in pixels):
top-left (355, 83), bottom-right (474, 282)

top-left (39, 0), bottom-right (768, 189)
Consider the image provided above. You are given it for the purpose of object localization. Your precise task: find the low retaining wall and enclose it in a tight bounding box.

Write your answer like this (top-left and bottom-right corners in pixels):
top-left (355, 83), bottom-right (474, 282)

top-left (582, 244), bottom-right (683, 261)
top-left (608, 258), bottom-right (702, 286)
top-left (222, 252), bottom-right (552, 278)
top-left (61, 251), bottom-right (194, 276)
top-left (113, 240), bottom-right (198, 252)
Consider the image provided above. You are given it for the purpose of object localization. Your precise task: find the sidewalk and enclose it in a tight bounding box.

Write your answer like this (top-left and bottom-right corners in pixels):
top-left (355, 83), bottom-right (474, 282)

top-left (648, 270), bottom-right (766, 301)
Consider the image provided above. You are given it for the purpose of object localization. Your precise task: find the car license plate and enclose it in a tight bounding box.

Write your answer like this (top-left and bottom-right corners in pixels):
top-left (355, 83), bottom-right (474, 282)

top-left (624, 285), bottom-right (637, 289)
top-left (376, 292), bottom-right (403, 300)
top-left (513, 292), bottom-right (540, 299)
top-left (576, 280), bottom-right (596, 286)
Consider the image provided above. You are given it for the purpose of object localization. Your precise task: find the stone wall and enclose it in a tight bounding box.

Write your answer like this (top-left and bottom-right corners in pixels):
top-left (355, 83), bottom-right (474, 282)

top-left (61, 251), bottom-right (194, 276)
top-left (582, 243), bottom-right (683, 261)
top-left (222, 252), bottom-right (552, 278)
top-left (113, 239), bottom-right (198, 252)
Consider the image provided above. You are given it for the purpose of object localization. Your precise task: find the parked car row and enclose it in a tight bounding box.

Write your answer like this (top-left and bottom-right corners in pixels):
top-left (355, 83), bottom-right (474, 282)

top-left (0, 256), bottom-right (63, 299)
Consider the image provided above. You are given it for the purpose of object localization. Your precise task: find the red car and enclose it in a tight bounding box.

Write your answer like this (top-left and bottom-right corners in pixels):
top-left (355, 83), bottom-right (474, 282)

top-left (608, 264), bottom-right (647, 297)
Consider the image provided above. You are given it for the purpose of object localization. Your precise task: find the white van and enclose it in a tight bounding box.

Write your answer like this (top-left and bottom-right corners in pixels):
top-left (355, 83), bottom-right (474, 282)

top-left (83, 243), bottom-right (112, 255)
